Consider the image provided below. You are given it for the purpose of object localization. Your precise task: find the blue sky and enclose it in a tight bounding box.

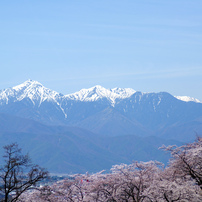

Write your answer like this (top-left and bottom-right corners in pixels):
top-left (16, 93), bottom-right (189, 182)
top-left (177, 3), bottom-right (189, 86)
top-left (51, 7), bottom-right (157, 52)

top-left (0, 0), bottom-right (202, 100)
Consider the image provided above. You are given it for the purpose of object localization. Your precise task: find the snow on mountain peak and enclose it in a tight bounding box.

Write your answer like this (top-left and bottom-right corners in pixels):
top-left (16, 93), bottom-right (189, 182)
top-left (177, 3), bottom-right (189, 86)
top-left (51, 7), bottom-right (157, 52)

top-left (175, 96), bottom-right (201, 103)
top-left (13, 79), bottom-right (42, 91)
top-left (1, 80), bottom-right (201, 108)
top-left (111, 87), bottom-right (136, 98)
top-left (0, 80), bottom-right (61, 106)
top-left (65, 85), bottom-right (136, 106)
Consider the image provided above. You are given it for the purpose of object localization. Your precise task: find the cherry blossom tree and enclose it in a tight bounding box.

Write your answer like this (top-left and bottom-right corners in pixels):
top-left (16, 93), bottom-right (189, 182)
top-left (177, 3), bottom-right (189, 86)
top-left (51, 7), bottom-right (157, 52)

top-left (109, 161), bottom-right (162, 202)
top-left (161, 136), bottom-right (202, 190)
top-left (145, 166), bottom-right (202, 202)
top-left (18, 137), bottom-right (202, 202)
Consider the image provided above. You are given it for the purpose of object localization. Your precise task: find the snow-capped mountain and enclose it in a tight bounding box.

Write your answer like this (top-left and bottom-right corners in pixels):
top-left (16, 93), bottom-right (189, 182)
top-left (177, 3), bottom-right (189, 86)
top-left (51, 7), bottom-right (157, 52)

top-left (0, 80), bottom-right (201, 107)
top-left (0, 80), bottom-right (137, 106)
top-left (0, 80), bottom-right (68, 124)
top-left (0, 80), bottom-right (202, 141)
top-left (0, 80), bottom-right (62, 106)
top-left (65, 85), bottom-right (136, 106)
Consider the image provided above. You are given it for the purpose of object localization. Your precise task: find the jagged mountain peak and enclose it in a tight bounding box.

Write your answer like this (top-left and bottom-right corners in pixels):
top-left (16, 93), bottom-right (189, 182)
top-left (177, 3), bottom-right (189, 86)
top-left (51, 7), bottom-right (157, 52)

top-left (87, 85), bottom-right (109, 95)
top-left (65, 85), bottom-right (136, 105)
top-left (0, 80), bottom-right (201, 108)
top-left (13, 79), bottom-right (42, 88)
top-left (12, 79), bottom-right (44, 92)
top-left (111, 87), bottom-right (136, 98)
top-left (0, 79), bottom-right (61, 106)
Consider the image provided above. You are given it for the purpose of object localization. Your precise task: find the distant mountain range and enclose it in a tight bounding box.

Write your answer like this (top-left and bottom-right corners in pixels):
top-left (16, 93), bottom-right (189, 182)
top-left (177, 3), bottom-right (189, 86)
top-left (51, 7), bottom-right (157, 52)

top-left (0, 112), bottom-right (180, 173)
top-left (0, 80), bottom-right (201, 140)
top-left (0, 80), bottom-right (201, 173)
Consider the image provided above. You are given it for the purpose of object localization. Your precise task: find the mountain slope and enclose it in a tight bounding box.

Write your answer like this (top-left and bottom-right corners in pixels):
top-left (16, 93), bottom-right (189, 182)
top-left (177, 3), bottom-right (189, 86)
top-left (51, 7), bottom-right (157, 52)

top-left (116, 92), bottom-right (202, 131)
top-left (77, 107), bottom-right (150, 137)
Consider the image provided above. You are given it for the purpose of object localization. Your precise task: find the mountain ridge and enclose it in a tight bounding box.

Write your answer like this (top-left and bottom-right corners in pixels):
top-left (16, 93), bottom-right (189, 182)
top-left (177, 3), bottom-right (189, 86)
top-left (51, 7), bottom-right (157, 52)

top-left (0, 80), bottom-right (201, 142)
top-left (0, 80), bottom-right (201, 107)
top-left (0, 113), bottom-right (181, 173)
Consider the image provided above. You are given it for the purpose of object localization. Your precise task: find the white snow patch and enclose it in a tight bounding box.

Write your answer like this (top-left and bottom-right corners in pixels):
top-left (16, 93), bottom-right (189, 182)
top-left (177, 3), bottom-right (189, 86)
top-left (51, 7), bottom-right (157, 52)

top-left (175, 96), bottom-right (201, 103)
top-left (157, 97), bottom-right (161, 105)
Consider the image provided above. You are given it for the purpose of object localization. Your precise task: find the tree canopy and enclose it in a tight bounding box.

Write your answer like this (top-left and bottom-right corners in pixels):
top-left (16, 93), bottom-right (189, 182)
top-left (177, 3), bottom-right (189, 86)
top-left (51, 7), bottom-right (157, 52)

top-left (0, 143), bottom-right (49, 202)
